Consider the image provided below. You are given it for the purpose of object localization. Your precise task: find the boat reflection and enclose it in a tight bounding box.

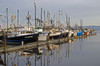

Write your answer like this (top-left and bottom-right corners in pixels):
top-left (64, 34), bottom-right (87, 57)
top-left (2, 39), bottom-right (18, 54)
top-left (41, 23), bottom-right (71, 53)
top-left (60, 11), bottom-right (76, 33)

top-left (0, 55), bottom-right (4, 66)
top-left (0, 39), bottom-right (78, 66)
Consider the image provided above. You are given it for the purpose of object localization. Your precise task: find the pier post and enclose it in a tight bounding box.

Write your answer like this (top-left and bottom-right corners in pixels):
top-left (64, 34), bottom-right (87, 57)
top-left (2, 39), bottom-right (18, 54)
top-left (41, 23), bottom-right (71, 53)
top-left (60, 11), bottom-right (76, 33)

top-left (21, 41), bottom-right (24, 46)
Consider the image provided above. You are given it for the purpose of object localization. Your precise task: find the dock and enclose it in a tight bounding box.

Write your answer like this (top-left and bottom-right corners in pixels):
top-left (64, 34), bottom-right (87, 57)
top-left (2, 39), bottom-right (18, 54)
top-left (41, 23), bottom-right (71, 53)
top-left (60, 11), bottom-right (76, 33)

top-left (0, 34), bottom-right (95, 54)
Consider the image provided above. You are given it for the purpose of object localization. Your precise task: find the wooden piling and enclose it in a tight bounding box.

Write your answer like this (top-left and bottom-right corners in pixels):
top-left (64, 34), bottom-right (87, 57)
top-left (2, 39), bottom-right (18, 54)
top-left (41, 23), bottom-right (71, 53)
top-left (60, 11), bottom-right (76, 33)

top-left (21, 41), bottom-right (24, 46)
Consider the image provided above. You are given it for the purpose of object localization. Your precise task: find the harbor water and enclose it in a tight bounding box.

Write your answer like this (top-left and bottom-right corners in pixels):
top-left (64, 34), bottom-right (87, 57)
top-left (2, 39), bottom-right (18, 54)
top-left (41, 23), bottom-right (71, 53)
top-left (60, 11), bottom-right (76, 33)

top-left (0, 30), bottom-right (100, 66)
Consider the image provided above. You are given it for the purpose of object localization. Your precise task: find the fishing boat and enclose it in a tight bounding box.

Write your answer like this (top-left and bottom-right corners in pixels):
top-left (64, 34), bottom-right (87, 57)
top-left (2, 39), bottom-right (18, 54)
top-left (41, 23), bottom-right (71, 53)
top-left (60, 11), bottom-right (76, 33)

top-left (1, 11), bottom-right (40, 44)
top-left (49, 29), bottom-right (69, 39)
top-left (34, 26), bottom-right (43, 33)
top-left (1, 30), bottom-right (39, 45)
top-left (49, 29), bottom-right (61, 39)
top-left (61, 30), bottom-right (69, 38)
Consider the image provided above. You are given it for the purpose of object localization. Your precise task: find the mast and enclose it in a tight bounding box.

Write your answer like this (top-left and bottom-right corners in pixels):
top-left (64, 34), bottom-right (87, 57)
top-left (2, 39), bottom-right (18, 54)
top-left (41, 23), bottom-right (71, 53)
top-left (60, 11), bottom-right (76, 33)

top-left (50, 18), bottom-right (53, 26)
top-left (80, 19), bottom-right (83, 30)
top-left (17, 10), bottom-right (19, 28)
top-left (26, 11), bottom-right (31, 30)
top-left (53, 15), bottom-right (55, 27)
top-left (34, 0), bottom-right (36, 28)
top-left (47, 11), bottom-right (50, 26)
top-left (6, 8), bottom-right (8, 34)
top-left (61, 10), bottom-right (62, 26)
top-left (41, 8), bottom-right (43, 26)
top-left (10, 14), bottom-right (16, 32)
top-left (44, 9), bottom-right (46, 29)
top-left (28, 11), bottom-right (30, 29)
top-left (66, 14), bottom-right (67, 28)
top-left (56, 17), bottom-right (58, 28)
top-left (59, 10), bottom-right (61, 30)
top-left (67, 16), bottom-right (70, 30)
top-left (69, 17), bottom-right (70, 30)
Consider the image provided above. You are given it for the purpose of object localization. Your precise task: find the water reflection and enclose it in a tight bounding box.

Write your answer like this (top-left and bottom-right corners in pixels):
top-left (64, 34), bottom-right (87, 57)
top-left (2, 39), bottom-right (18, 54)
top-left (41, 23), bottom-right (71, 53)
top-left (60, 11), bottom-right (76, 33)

top-left (0, 39), bottom-right (81, 66)
top-left (0, 54), bottom-right (4, 66)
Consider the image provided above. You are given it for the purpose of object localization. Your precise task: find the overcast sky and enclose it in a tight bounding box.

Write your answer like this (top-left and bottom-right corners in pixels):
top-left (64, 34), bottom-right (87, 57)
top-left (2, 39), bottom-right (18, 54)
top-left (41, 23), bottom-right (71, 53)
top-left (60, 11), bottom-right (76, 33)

top-left (0, 0), bottom-right (100, 26)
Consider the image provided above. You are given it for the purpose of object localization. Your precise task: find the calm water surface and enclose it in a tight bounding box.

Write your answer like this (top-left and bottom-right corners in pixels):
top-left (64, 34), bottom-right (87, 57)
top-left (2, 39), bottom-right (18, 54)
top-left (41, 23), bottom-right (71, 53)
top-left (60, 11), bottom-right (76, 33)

top-left (0, 30), bottom-right (100, 66)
